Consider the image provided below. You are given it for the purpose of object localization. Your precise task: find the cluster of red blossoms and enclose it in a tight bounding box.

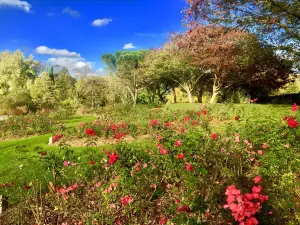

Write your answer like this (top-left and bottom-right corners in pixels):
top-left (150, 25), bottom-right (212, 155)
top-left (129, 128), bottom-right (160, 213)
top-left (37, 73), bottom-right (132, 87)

top-left (52, 134), bottom-right (63, 143)
top-left (85, 128), bottom-right (96, 136)
top-left (224, 176), bottom-right (268, 225)
top-left (105, 151), bottom-right (119, 165)
top-left (282, 103), bottom-right (299, 128)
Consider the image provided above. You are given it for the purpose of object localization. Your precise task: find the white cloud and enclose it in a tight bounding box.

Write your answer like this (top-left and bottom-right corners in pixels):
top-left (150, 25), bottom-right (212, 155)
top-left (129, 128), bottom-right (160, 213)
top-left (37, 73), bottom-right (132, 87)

top-left (123, 43), bottom-right (136, 49)
top-left (35, 46), bottom-right (81, 58)
top-left (62, 7), bottom-right (80, 18)
top-left (47, 57), bottom-right (93, 77)
top-left (0, 0), bottom-right (32, 12)
top-left (92, 18), bottom-right (112, 27)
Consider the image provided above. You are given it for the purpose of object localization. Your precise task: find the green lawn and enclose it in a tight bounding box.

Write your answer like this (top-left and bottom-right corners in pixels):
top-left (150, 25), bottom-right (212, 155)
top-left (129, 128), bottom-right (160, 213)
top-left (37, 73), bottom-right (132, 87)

top-left (0, 115), bottom-right (96, 184)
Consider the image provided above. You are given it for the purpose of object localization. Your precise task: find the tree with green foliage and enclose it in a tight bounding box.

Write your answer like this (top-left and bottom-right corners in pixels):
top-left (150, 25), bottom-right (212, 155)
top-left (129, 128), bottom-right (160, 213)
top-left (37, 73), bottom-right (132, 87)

top-left (0, 50), bottom-right (39, 95)
top-left (101, 50), bottom-right (148, 105)
top-left (141, 46), bottom-right (202, 103)
top-left (53, 68), bottom-right (76, 103)
top-left (75, 76), bottom-right (107, 109)
top-left (29, 72), bottom-right (55, 109)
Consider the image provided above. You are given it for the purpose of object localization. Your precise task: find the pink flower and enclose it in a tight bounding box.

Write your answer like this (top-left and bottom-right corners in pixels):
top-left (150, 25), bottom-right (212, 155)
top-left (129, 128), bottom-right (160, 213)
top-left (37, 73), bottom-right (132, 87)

top-left (151, 184), bottom-right (157, 189)
top-left (257, 150), bottom-right (263, 155)
top-left (253, 176), bottom-right (262, 184)
top-left (252, 185), bottom-right (262, 193)
top-left (292, 103), bottom-right (298, 112)
top-left (211, 133), bottom-right (217, 139)
top-left (63, 161), bottom-right (71, 167)
top-left (262, 143), bottom-right (268, 149)
top-left (121, 195), bottom-right (133, 206)
top-left (185, 163), bottom-right (193, 171)
top-left (96, 181), bottom-right (102, 187)
top-left (174, 140), bottom-right (182, 147)
top-left (177, 153), bottom-right (185, 159)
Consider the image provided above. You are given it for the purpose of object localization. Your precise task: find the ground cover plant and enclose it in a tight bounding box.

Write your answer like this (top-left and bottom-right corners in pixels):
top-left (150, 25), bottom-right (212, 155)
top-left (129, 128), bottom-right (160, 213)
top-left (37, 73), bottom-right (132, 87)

top-left (0, 103), bottom-right (299, 225)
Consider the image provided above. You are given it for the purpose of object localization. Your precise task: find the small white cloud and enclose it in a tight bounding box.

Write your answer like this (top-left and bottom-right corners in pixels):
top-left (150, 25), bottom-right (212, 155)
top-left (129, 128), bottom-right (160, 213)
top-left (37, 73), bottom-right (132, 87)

top-left (92, 18), bottom-right (112, 27)
top-left (0, 0), bottom-right (32, 13)
top-left (35, 46), bottom-right (81, 58)
top-left (123, 43), bottom-right (136, 50)
top-left (47, 12), bottom-right (55, 16)
top-left (62, 7), bottom-right (80, 18)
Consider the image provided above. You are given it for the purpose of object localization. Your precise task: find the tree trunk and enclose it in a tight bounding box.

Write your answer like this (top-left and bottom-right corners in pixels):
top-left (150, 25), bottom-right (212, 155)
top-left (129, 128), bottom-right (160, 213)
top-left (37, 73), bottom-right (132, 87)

top-left (0, 195), bottom-right (8, 214)
top-left (210, 80), bottom-right (220, 104)
top-left (196, 86), bottom-right (204, 103)
top-left (133, 88), bottom-right (138, 106)
top-left (184, 84), bottom-right (193, 103)
top-left (172, 88), bottom-right (177, 103)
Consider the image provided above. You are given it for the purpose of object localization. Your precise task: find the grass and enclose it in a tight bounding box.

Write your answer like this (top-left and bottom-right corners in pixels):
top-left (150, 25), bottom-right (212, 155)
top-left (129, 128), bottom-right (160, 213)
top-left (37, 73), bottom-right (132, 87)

top-left (0, 115), bottom-right (96, 184)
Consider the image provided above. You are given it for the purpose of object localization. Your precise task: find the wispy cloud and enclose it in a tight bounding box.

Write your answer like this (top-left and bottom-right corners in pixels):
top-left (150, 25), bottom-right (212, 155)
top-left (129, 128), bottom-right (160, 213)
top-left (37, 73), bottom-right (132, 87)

top-left (35, 46), bottom-right (81, 58)
top-left (62, 7), bottom-right (80, 18)
top-left (0, 0), bottom-right (32, 13)
top-left (47, 12), bottom-right (55, 16)
top-left (92, 18), bottom-right (112, 27)
top-left (135, 32), bottom-right (169, 38)
top-left (123, 43), bottom-right (136, 50)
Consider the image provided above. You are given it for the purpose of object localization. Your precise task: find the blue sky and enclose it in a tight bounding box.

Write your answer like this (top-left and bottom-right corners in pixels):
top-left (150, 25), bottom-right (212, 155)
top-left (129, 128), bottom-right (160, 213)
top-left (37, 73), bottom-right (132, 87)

top-left (0, 0), bottom-right (187, 75)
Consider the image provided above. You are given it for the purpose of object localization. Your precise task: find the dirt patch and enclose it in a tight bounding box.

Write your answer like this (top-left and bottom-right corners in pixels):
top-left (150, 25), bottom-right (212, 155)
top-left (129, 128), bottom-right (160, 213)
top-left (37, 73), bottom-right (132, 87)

top-left (51, 134), bottom-right (151, 147)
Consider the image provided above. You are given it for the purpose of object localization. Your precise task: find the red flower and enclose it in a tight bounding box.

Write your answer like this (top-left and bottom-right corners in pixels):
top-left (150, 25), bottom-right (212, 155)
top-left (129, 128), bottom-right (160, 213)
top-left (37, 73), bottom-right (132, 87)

top-left (185, 163), bottom-right (193, 171)
top-left (192, 120), bottom-right (197, 125)
top-left (197, 111), bottom-right (201, 117)
top-left (40, 152), bottom-right (47, 157)
top-left (287, 117), bottom-right (299, 128)
top-left (253, 176), bottom-right (262, 184)
top-left (24, 185), bottom-right (31, 190)
top-left (202, 109), bottom-right (207, 115)
top-left (89, 160), bottom-right (95, 165)
top-left (177, 153), bottom-right (185, 159)
top-left (283, 115), bottom-right (288, 120)
top-left (106, 151), bottom-right (119, 165)
top-left (52, 134), bottom-right (63, 143)
top-left (178, 205), bottom-right (191, 213)
top-left (159, 218), bottom-right (168, 224)
top-left (184, 116), bottom-right (190, 121)
top-left (121, 195), bottom-right (133, 206)
top-left (159, 147), bottom-right (169, 155)
top-left (174, 140), bottom-right (182, 147)
top-left (234, 115), bottom-right (239, 121)
top-left (10, 182), bottom-right (14, 187)
top-left (85, 128), bottom-right (96, 136)
top-left (211, 133), bottom-right (217, 139)
top-left (2, 183), bottom-right (6, 187)
top-left (292, 103), bottom-right (298, 112)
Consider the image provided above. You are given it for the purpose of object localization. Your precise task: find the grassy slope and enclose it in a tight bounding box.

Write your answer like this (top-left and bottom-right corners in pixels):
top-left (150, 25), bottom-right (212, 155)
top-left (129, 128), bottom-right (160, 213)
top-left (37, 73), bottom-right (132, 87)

top-left (0, 116), bottom-right (96, 183)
